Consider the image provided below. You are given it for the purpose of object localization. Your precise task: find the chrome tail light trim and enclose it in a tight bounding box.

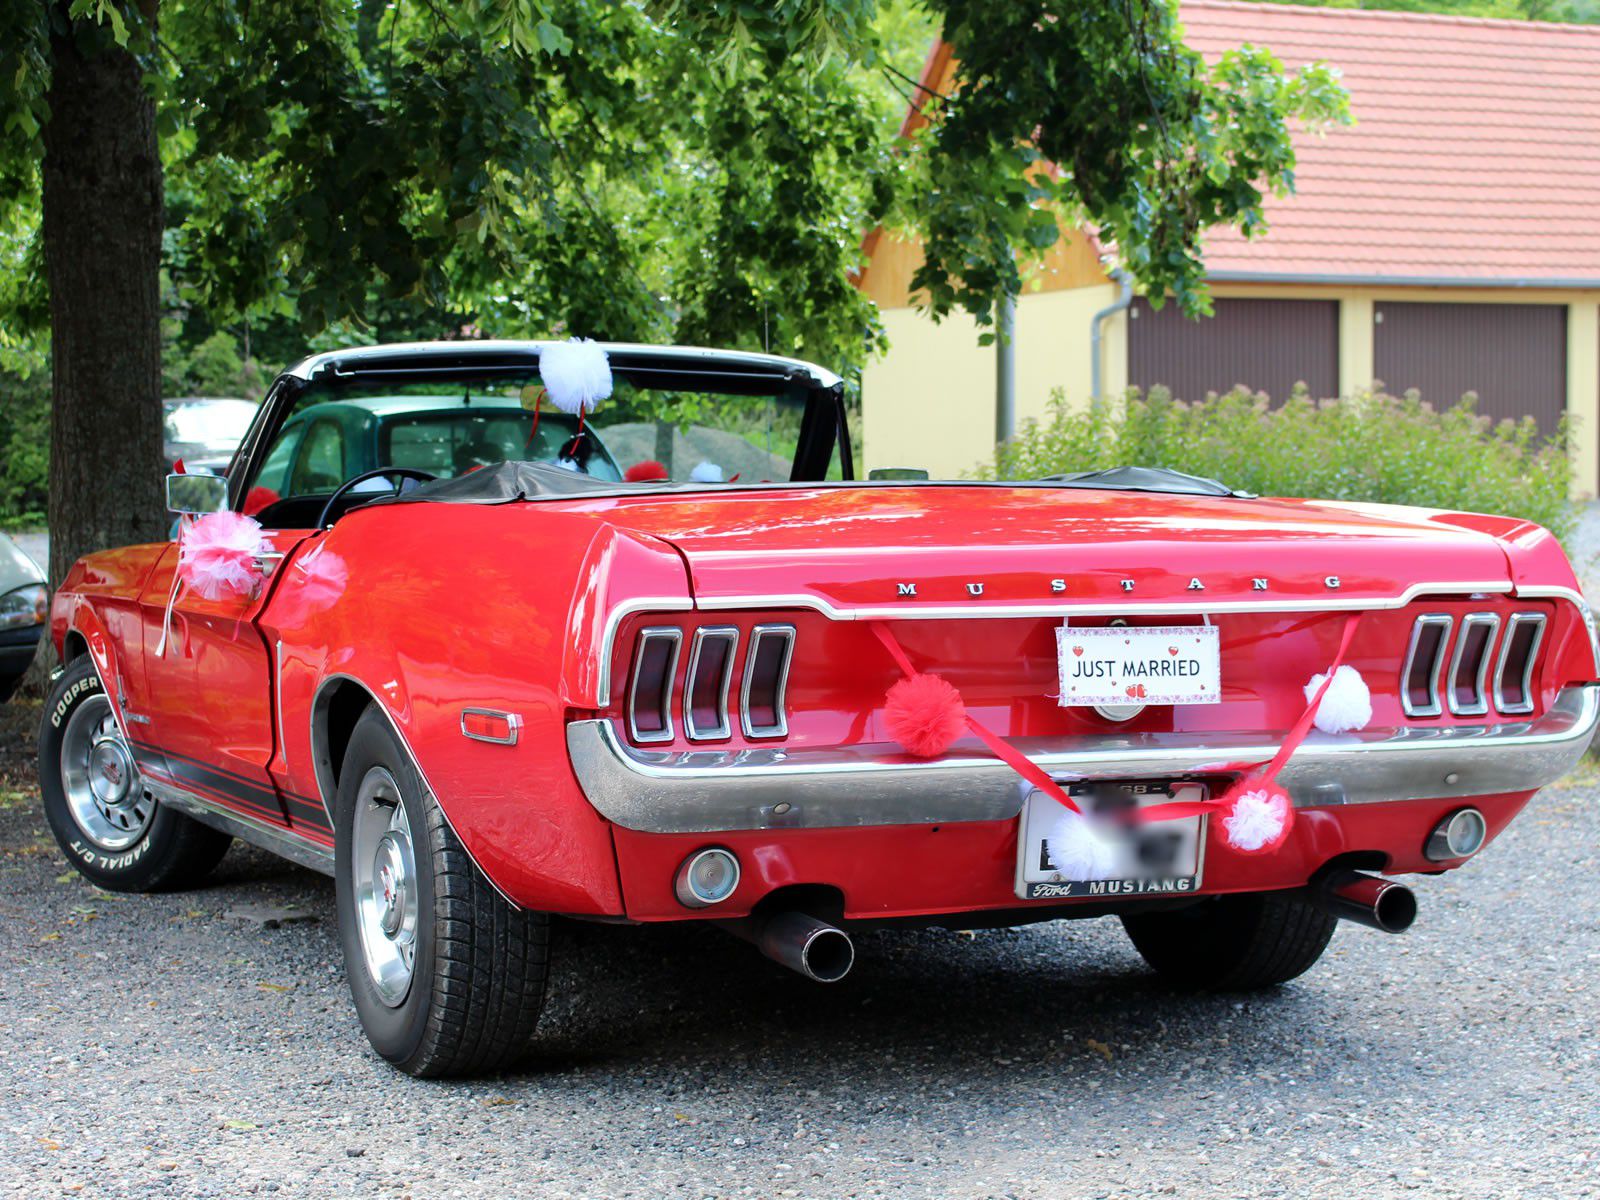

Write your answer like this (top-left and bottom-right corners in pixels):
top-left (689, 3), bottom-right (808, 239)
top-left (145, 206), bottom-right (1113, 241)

top-left (1446, 613), bottom-right (1500, 717)
top-left (628, 627), bottom-right (683, 744)
top-left (740, 623), bottom-right (795, 739)
top-left (1401, 614), bottom-right (1453, 718)
top-left (1494, 612), bottom-right (1546, 716)
top-left (684, 626), bottom-right (739, 741)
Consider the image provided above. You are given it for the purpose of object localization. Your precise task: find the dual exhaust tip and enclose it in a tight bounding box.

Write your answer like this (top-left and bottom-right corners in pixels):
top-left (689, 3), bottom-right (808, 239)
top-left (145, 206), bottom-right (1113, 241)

top-left (726, 910), bottom-right (856, 983)
top-left (1308, 868), bottom-right (1417, 934)
top-left (726, 868), bottom-right (1418, 987)
top-left (702, 861), bottom-right (1424, 986)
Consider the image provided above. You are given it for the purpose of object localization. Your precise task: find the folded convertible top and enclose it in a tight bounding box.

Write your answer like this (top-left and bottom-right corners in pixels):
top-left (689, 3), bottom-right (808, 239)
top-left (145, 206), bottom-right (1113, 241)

top-left (371, 459), bottom-right (1241, 506)
top-left (379, 460), bottom-right (620, 504)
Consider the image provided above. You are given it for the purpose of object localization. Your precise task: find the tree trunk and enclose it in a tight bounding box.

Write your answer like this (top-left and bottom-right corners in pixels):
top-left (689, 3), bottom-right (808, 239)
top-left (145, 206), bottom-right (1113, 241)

top-left (28, 3), bottom-right (166, 686)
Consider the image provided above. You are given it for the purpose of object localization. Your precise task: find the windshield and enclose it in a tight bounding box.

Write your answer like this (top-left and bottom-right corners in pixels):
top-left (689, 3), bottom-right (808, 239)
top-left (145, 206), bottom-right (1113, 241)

top-left (241, 367), bottom-right (829, 525)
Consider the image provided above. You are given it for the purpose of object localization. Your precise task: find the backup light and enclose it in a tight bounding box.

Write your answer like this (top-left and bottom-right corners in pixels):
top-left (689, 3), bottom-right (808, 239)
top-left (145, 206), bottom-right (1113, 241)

top-left (675, 847), bottom-right (740, 908)
top-left (1425, 807), bottom-right (1487, 862)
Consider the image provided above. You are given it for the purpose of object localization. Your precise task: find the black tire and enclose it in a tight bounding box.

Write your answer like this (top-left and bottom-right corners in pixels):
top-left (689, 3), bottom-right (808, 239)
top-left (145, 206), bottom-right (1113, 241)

top-left (334, 707), bottom-right (550, 1077)
top-left (1121, 891), bottom-right (1338, 990)
top-left (38, 658), bottom-right (232, 892)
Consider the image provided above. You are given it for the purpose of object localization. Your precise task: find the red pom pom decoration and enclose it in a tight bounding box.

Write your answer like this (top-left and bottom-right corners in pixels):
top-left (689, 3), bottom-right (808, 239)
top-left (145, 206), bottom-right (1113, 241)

top-left (1218, 777), bottom-right (1294, 855)
top-left (883, 672), bottom-right (967, 758)
top-left (625, 459), bottom-right (669, 482)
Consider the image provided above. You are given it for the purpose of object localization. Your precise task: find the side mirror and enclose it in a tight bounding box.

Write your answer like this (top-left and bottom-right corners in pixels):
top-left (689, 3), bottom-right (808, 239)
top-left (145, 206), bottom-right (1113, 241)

top-left (867, 467), bottom-right (930, 481)
top-left (166, 472), bottom-right (229, 515)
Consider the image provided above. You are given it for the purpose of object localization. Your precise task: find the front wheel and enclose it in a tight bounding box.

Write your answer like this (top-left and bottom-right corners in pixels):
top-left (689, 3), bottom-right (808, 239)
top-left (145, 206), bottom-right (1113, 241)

top-left (334, 707), bottom-right (550, 1077)
top-left (1121, 891), bottom-right (1339, 990)
top-left (38, 658), bottom-right (231, 891)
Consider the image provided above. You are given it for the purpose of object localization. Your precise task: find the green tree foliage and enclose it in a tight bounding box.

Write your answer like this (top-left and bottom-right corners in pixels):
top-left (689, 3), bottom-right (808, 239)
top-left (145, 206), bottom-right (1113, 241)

top-left (2, 1), bottom-right (1350, 367)
top-left (0, 339), bottom-right (48, 529)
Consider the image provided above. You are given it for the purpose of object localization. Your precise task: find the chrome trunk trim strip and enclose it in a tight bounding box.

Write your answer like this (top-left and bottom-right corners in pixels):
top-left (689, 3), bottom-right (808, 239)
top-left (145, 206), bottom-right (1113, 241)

top-left (566, 685), bottom-right (1599, 834)
top-left (692, 581), bottom-right (1514, 622)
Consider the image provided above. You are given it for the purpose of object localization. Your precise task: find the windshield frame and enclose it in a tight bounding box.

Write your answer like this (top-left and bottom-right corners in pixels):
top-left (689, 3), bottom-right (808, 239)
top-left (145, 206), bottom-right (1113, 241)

top-left (225, 344), bottom-right (851, 513)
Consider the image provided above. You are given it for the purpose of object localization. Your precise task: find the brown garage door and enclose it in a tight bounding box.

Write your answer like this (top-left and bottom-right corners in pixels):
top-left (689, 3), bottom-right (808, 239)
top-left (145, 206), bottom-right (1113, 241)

top-left (1128, 297), bottom-right (1339, 403)
top-left (1372, 302), bottom-right (1566, 431)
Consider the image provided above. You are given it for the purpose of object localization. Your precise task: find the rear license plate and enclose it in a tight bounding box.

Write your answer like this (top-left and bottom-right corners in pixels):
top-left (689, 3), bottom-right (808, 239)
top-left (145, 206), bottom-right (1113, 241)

top-left (1015, 781), bottom-right (1206, 900)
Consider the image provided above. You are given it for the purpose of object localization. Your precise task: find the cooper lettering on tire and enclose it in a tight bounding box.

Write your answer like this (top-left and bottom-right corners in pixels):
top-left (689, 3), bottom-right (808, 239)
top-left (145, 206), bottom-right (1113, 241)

top-left (38, 659), bottom-right (232, 893)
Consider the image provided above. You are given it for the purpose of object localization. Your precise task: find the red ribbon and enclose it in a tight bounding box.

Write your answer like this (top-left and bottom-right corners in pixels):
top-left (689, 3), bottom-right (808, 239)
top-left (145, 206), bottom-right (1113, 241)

top-left (869, 612), bottom-right (1363, 827)
top-left (1138, 612), bottom-right (1361, 822)
top-left (870, 622), bottom-right (1082, 815)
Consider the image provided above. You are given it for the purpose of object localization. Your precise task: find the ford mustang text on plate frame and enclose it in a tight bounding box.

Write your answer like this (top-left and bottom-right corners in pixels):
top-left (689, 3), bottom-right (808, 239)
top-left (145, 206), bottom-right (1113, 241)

top-left (37, 340), bottom-right (1600, 1077)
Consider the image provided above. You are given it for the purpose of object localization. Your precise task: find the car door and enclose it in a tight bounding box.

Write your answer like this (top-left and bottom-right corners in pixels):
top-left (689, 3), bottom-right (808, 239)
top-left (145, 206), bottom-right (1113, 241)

top-left (133, 419), bottom-right (348, 830)
top-left (135, 529), bottom-right (321, 830)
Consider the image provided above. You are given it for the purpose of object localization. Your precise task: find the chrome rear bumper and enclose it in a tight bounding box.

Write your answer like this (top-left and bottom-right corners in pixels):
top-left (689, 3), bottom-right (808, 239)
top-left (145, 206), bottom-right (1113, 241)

top-left (566, 685), bottom-right (1599, 834)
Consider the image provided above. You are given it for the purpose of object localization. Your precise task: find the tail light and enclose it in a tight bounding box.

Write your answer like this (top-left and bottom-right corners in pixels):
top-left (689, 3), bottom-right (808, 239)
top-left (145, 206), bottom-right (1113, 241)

top-left (1493, 612), bottom-right (1545, 715)
top-left (628, 627), bottom-right (682, 743)
top-left (1401, 614), bottom-right (1451, 717)
top-left (622, 621), bottom-right (794, 743)
top-left (1446, 613), bottom-right (1498, 716)
top-left (740, 624), bottom-right (795, 739)
top-left (1402, 609), bottom-right (1547, 720)
top-left (684, 626), bottom-right (739, 740)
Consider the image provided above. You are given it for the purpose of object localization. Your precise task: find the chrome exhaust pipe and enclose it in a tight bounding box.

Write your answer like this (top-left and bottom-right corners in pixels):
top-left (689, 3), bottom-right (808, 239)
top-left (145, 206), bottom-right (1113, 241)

top-left (1310, 869), bottom-right (1418, 934)
top-left (726, 911), bottom-right (856, 983)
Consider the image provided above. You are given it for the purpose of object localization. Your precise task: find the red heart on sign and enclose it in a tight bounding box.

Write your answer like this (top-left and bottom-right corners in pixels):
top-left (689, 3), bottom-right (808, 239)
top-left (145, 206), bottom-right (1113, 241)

top-left (1168, 646), bottom-right (1179, 655)
top-left (1136, 684), bottom-right (1147, 698)
top-left (1072, 645), bottom-right (1084, 657)
top-left (1125, 685), bottom-right (1138, 697)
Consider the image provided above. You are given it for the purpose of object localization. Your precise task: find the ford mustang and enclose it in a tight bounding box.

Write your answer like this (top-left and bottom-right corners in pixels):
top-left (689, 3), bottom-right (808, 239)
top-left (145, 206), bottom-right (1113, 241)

top-left (38, 340), bottom-right (1598, 1076)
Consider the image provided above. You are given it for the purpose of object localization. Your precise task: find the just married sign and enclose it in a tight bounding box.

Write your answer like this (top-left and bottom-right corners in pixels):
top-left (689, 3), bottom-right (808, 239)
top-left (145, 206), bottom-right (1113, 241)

top-left (1055, 623), bottom-right (1221, 708)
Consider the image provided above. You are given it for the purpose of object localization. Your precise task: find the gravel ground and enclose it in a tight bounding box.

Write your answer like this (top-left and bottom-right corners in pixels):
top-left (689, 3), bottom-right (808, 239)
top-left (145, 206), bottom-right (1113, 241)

top-left (1, 698), bottom-right (1597, 1200)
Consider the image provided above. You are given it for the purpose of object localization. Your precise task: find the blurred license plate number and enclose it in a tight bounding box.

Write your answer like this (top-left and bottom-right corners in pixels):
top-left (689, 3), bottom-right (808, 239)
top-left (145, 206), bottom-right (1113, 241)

top-left (1016, 781), bottom-right (1205, 900)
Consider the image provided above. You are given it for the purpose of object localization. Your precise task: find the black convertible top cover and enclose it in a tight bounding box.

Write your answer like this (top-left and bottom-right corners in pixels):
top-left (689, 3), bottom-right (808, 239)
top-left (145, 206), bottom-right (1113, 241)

top-left (379, 460), bottom-right (618, 504)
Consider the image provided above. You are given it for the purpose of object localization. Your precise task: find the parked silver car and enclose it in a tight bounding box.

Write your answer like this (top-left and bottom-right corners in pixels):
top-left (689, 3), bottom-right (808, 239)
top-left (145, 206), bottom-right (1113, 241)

top-left (0, 534), bottom-right (46, 701)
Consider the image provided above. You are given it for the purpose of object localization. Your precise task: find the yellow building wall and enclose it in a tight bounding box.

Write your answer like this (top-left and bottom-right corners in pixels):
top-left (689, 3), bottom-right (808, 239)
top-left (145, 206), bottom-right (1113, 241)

top-left (862, 306), bottom-right (995, 479)
top-left (862, 283), bottom-right (1121, 478)
top-left (862, 280), bottom-right (1600, 496)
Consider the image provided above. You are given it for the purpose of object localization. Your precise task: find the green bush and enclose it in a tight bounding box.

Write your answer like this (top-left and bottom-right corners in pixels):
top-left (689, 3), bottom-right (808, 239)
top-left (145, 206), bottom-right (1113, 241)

top-left (986, 386), bottom-right (1580, 542)
top-left (0, 356), bottom-right (48, 531)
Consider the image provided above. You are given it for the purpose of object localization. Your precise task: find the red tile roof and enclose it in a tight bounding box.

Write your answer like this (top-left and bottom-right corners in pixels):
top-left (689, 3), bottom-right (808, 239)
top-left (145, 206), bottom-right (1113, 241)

top-left (1179, 1), bottom-right (1600, 284)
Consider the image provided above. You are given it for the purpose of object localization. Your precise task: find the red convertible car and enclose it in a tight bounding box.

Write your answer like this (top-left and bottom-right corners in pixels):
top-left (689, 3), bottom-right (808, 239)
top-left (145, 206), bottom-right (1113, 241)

top-left (39, 340), bottom-right (1599, 1076)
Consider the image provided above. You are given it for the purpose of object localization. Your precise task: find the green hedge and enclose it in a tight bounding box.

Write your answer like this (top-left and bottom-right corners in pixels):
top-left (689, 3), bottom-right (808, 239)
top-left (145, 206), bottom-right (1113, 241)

top-left (987, 386), bottom-right (1580, 542)
top-left (0, 362), bottom-right (48, 531)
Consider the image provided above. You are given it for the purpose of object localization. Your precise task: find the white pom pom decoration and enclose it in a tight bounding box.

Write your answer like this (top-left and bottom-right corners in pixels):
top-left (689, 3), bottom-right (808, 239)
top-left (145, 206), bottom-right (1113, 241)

top-left (1304, 664), bottom-right (1372, 735)
top-left (1222, 786), bottom-right (1291, 853)
top-left (690, 461), bottom-right (724, 483)
top-left (1044, 808), bottom-right (1121, 881)
top-left (539, 338), bottom-right (612, 416)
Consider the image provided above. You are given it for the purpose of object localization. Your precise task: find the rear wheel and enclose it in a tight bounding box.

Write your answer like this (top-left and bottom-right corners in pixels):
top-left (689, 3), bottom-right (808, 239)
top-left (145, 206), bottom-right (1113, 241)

top-left (38, 658), bottom-right (231, 891)
top-left (1121, 891), bottom-right (1338, 990)
top-left (334, 707), bottom-right (550, 1077)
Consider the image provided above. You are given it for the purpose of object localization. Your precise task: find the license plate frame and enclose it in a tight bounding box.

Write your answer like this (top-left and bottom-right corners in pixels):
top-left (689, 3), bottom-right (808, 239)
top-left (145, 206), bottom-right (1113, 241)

top-left (1015, 780), bottom-right (1208, 901)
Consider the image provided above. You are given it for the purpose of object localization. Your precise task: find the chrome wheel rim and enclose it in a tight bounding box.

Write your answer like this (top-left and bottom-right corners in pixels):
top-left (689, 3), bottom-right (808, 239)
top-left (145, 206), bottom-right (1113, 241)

top-left (352, 767), bottom-right (418, 1007)
top-left (59, 694), bottom-right (153, 852)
